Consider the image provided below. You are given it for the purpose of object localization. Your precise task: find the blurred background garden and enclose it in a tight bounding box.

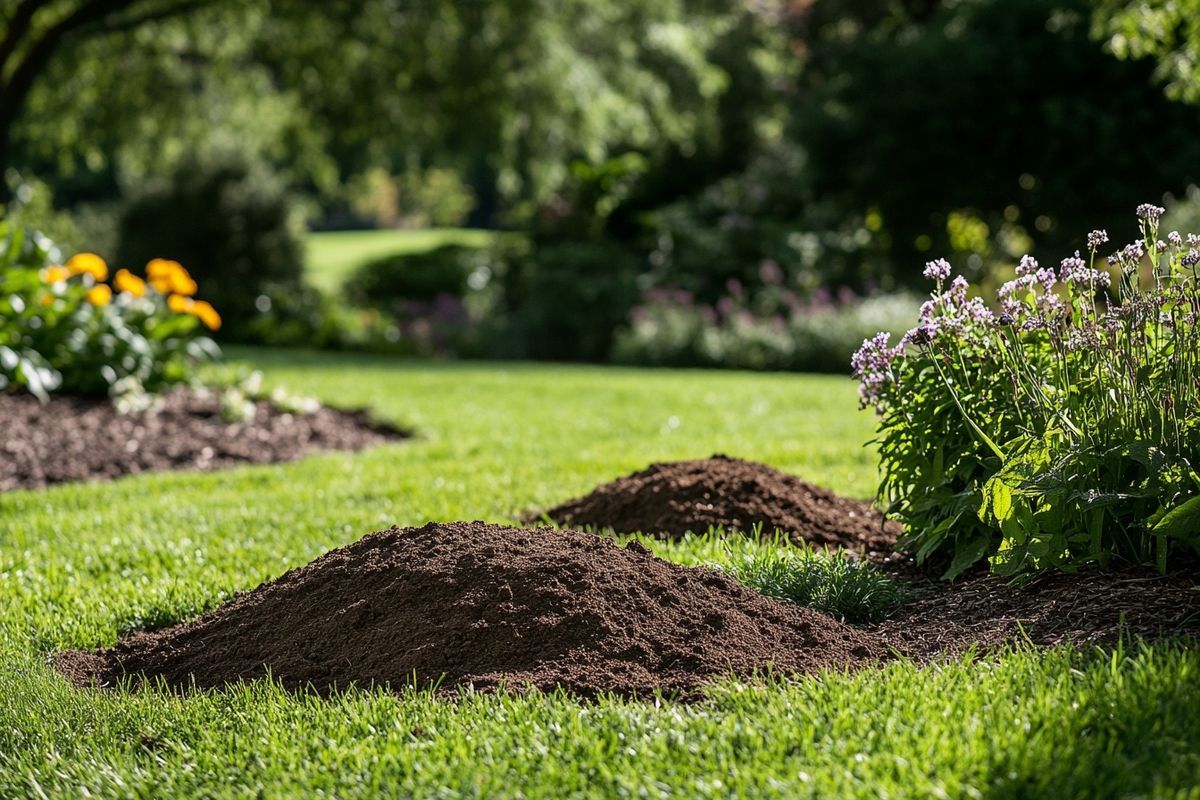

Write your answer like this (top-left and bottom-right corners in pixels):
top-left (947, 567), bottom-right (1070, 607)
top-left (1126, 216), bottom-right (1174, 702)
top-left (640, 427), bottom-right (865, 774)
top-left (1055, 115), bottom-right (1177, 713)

top-left (5, 0), bottom-right (1200, 373)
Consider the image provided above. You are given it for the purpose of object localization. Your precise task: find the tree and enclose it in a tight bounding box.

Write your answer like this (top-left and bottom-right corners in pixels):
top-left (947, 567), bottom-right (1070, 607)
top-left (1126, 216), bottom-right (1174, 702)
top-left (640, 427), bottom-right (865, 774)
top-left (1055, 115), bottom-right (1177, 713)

top-left (0, 0), bottom-right (233, 202)
top-left (1093, 0), bottom-right (1200, 102)
top-left (2, 0), bottom-right (748, 209)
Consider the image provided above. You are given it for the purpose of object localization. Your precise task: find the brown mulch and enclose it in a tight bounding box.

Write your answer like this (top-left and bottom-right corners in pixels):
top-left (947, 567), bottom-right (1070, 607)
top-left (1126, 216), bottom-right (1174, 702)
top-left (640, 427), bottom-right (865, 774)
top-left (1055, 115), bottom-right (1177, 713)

top-left (0, 390), bottom-right (406, 491)
top-left (55, 522), bottom-right (883, 698)
top-left (874, 566), bottom-right (1200, 659)
top-left (531, 454), bottom-right (900, 557)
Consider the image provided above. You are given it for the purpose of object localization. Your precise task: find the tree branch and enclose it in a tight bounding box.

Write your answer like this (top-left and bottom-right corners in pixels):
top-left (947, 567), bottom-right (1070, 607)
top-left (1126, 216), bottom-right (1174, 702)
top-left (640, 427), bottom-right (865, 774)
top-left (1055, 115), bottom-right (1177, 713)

top-left (93, 0), bottom-right (213, 35)
top-left (0, 0), bottom-right (149, 154)
top-left (0, 0), bottom-right (53, 81)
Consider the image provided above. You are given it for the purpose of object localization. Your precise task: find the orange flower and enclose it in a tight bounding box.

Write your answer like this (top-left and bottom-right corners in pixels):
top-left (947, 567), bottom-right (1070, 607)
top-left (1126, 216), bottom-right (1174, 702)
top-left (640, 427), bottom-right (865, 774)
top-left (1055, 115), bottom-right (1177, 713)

top-left (146, 258), bottom-right (196, 295)
top-left (67, 253), bottom-right (108, 282)
top-left (167, 294), bottom-right (194, 314)
top-left (86, 285), bottom-right (112, 307)
top-left (40, 265), bottom-right (69, 284)
top-left (113, 269), bottom-right (147, 297)
top-left (168, 267), bottom-right (198, 297)
top-left (190, 300), bottom-right (221, 331)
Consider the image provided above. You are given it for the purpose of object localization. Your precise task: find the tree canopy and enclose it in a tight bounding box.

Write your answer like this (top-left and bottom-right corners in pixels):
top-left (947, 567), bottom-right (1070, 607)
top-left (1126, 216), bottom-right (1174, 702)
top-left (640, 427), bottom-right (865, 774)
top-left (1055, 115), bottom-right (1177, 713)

top-left (3, 0), bottom-right (752, 206)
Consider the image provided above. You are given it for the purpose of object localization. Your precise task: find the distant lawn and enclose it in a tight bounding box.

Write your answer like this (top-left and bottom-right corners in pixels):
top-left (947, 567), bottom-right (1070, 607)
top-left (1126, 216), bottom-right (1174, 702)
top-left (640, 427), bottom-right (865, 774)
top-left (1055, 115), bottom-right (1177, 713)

top-left (305, 228), bottom-right (494, 294)
top-left (3, 351), bottom-right (1200, 797)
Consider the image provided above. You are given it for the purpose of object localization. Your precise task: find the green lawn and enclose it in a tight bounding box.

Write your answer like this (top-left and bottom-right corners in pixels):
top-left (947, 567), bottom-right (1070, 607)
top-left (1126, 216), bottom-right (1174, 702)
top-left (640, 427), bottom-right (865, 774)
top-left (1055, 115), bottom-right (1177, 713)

top-left (305, 228), bottom-right (494, 294)
top-left (3, 350), bottom-right (1199, 798)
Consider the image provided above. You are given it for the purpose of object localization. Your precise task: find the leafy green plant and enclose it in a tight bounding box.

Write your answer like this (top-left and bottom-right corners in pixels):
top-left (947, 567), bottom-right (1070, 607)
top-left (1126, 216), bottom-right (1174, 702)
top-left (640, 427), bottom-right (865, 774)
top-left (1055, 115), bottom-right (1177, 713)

top-left (721, 535), bottom-right (908, 623)
top-left (855, 206), bottom-right (1200, 576)
top-left (0, 221), bottom-right (221, 404)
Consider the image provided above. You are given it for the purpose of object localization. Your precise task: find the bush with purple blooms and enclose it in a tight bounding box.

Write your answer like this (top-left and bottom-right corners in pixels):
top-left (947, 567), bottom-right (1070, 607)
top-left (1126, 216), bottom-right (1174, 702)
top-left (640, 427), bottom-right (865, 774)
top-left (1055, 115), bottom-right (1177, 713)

top-left (855, 206), bottom-right (1200, 577)
top-left (613, 278), bottom-right (919, 373)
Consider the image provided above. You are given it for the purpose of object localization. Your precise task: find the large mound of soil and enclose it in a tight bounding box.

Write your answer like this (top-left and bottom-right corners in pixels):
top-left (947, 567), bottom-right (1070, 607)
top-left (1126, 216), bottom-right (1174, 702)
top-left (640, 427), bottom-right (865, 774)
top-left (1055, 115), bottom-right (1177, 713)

top-left (534, 455), bottom-right (901, 557)
top-left (57, 522), bottom-right (881, 697)
top-left (0, 390), bottom-right (406, 491)
top-left (875, 568), bottom-right (1200, 659)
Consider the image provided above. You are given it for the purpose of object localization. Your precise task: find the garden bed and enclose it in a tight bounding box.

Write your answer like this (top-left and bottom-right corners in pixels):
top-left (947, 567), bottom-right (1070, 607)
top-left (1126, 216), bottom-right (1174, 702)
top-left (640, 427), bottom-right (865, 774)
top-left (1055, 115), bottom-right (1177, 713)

top-left (875, 567), bottom-right (1200, 659)
top-left (0, 390), bottom-right (406, 491)
top-left (56, 521), bottom-right (881, 698)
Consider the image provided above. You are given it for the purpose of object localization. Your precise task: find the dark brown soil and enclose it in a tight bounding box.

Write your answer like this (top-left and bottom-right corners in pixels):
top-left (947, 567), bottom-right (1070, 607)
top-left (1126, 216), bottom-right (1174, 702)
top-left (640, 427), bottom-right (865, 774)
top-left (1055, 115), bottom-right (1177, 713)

top-left (56, 522), bottom-right (883, 698)
top-left (0, 390), bottom-right (406, 491)
top-left (875, 567), bottom-right (1200, 659)
top-left (533, 455), bottom-right (901, 557)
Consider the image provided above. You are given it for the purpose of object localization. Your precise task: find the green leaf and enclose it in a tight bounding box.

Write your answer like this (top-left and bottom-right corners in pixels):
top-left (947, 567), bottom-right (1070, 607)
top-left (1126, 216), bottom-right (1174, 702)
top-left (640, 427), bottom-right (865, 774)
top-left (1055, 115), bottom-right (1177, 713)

top-left (1152, 495), bottom-right (1200, 539)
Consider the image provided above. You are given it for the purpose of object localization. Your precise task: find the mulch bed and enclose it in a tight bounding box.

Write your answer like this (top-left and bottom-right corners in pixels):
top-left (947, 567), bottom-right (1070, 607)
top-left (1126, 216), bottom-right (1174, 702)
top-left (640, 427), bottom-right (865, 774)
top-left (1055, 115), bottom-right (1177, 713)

top-left (874, 567), bottom-right (1200, 659)
top-left (532, 454), bottom-right (901, 558)
top-left (0, 390), bottom-right (406, 491)
top-left (55, 521), bottom-right (882, 698)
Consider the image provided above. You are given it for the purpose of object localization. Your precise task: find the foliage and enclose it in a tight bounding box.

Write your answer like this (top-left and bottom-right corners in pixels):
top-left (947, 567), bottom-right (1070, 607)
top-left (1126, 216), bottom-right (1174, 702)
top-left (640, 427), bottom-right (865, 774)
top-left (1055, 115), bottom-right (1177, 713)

top-left (1094, 0), bottom-right (1200, 103)
top-left (0, 221), bottom-right (221, 404)
top-left (797, 0), bottom-right (1200, 286)
top-left (614, 284), bottom-right (919, 373)
top-left (343, 245), bottom-right (481, 308)
top-left (718, 534), bottom-right (908, 623)
top-left (346, 167), bottom-right (476, 229)
top-left (7, 0), bottom-right (754, 210)
top-left (488, 238), bottom-right (643, 361)
top-left (115, 153), bottom-right (305, 338)
top-left (856, 208), bottom-right (1200, 576)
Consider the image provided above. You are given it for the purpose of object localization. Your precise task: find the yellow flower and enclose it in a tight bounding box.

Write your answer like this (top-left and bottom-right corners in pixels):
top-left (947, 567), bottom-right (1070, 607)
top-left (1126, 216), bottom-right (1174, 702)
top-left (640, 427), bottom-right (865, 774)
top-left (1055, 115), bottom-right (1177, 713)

top-left (146, 258), bottom-right (177, 279)
top-left (168, 267), bottom-right (198, 297)
top-left (190, 300), bottom-right (222, 331)
top-left (113, 269), bottom-right (147, 297)
top-left (146, 258), bottom-right (196, 295)
top-left (67, 253), bottom-right (108, 282)
top-left (40, 265), bottom-right (69, 284)
top-left (86, 284), bottom-right (112, 307)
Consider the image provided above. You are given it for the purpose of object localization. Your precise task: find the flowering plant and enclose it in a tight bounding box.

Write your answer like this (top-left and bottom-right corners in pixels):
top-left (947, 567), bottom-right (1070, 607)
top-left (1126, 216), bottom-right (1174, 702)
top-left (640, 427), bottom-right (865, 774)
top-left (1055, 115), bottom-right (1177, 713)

top-left (855, 206), bottom-right (1200, 576)
top-left (0, 221), bottom-right (221, 405)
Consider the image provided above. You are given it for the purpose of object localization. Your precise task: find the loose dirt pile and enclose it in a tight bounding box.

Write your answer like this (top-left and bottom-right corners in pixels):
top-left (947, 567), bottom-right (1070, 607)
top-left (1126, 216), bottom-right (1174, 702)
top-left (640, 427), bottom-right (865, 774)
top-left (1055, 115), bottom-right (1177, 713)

top-left (875, 568), bottom-right (1200, 659)
top-left (57, 522), bottom-right (882, 697)
top-left (534, 455), bottom-right (901, 557)
top-left (0, 390), bottom-right (406, 491)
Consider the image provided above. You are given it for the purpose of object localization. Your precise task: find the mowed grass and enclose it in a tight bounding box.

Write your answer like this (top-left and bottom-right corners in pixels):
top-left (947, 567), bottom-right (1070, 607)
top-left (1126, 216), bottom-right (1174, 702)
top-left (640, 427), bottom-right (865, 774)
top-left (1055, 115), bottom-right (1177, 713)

top-left (3, 349), bottom-right (1200, 798)
top-left (305, 228), bottom-right (494, 293)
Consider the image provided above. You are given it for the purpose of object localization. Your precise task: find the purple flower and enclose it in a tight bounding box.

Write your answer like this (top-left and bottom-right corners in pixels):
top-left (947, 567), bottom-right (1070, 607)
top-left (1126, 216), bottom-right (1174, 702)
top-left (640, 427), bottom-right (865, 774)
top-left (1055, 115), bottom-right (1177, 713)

top-left (923, 258), bottom-right (952, 281)
top-left (1059, 252), bottom-right (1086, 282)
top-left (1034, 267), bottom-right (1057, 292)
top-left (1087, 230), bottom-right (1109, 250)
top-left (1016, 254), bottom-right (1039, 276)
top-left (1183, 250), bottom-right (1200, 268)
top-left (1136, 203), bottom-right (1165, 222)
top-left (758, 259), bottom-right (783, 286)
top-left (1168, 231), bottom-right (1183, 248)
top-left (852, 332), bottom-right (904, 411)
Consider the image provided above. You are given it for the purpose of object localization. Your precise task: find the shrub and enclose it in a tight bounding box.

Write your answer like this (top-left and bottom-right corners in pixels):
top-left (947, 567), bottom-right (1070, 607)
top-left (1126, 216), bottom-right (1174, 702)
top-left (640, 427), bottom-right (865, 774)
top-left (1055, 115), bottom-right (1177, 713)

top-left (343, 245), bottom-right (480, 308)
top-left (116, 154), bottom-right (305, 338)
top-left (855, 206), bottom-right (1200, 577)
top-left (613, 283), bottom-right (919, 373)
top-left (490, 239), bottom-right (643, 361)
top-left (0, 221), bottom-right (221, 405)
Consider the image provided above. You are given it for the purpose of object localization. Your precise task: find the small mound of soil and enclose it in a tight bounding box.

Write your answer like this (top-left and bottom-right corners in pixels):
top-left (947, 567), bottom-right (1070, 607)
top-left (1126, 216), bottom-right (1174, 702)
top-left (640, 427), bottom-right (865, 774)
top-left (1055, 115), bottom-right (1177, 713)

top-left (875, 568), bottom-right (1200, 659)
top-left (0, 390), bottom-right (406, 491)
top-left (533, 455), bottom-right (901, 557)
top-left (56, 522), bottom-right (881, 697)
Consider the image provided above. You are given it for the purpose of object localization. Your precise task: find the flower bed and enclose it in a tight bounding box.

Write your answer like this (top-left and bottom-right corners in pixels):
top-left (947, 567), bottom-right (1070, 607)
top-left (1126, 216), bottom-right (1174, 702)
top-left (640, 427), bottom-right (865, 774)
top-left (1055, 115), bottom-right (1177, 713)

top-left (855, 206), bottom-right (1200, 576)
